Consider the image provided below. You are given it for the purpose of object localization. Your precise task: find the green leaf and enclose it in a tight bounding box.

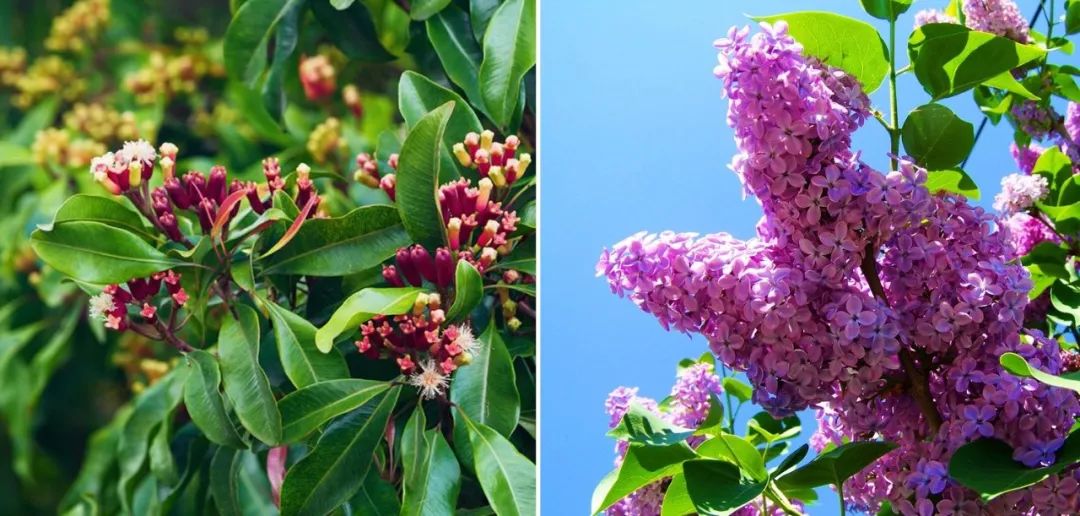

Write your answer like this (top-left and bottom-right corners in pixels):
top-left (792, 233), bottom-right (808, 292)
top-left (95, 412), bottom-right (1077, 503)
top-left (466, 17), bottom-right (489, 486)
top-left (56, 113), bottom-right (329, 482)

top-left (209, 447), bottom-right (243, 516)
top-left (470, 0), bottom-right (500, 42)
top-left (1033, 146), bottom-right (1074, 197)
top-left (746, 412), bottom-right (801, 446)
top-left (446, 259), bottom-right (483, 322)
top-left (264, 299), bottom-right (349, 389)
top-left (696, 434), bottom-right (767, 482)
top-left (607, 401), bottom-right (695, 446)
top-left (683, 459), bottom-right (766, 515)
top-left (117, 370), bottom-right (187, 513)
top-left (219, 305), bottom-right (282, 445)
top-left (451, 319), bottom-right (520, 436)
top-left (1001, 351), bottom-right (1080, 394)
top-left (1021, 242), bottom-right (1069, 279)
top-left (722, 377), bottom-right (752, 403)
top-left (260, 205), bottom-right (410, 276)
top-left (58, 406), bottom-right (130, 513)
top-left (925, 169), bottom-right (980, 200)
top-left (660, 473), bottom-right (694, 516)
top-left (280, 387), bottom-right (400, 516)
top-left (908, 24), bottom-right (1046, 99)
top-left (350, 472), bottom-right (402, 514)
top-left (278, 378), bottom-right (393, 443)
top-left (859, 0), bottom-right (911, 21)
top-left (459, 412), bottom-right (537, 516)
top-left (775, 443), bottom-right (810, 477)
top-left (31, 221), bottom-right (181, 284)
top-left (228, 81), bottom-right (292, 146)
top-left (948, 430), bottom-right (1080, 501)
top-left (1067, 1), bottom-right (1080, 35)
top-left (401, 408), bottom-right (462, 515)
top-left (983, 71), bottom-right (1040, 100)
top-left (224, 0), bottom-right (305, 85)
top-left (427, 6), bottom-right (487, 113)
top-left (777, 441), bottom-right (897, 490)
top-left (1051, 280), bottom-right (1080, 324)
top-left (315, 287), bottom-right (425, 352)
top-left (410, 0), bottom-right (450, 20)
top-left (901, 103), bottom-right (975, 169)
top-left (399, 71), bottom-right (482, 182)
top-left (0, 142), bottom-right (34, 167)
top-left (310, 0), bottom-right (395, 61)
top-left (148, 423), bottom-right (178, 486)
top-left (478, 0), bottom-right (536, 128)
top-left (183, 350), bottom-right (245, 448)
top-left (592, 443), bottom-right (697, 514)
top-left (8, 96), bottom-right (59, 146)
top-left (751, 11), bottom-right (889, 93)
top-left (396, 101), bottom-right (454, 248)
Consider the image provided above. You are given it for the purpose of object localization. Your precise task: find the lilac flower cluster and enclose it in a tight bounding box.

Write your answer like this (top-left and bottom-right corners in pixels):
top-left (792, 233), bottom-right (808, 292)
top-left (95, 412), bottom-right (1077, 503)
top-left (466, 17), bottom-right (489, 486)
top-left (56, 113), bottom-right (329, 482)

top-left (913, 9), bottom-right (957, 28)
top-left (1001, 212), bottom-right (1059, 258)
top-left (1010, 141), bottom-right (1044, 175)
top-left (1011, 101), bottom-right (1056, 141)
top-left (962, 0), bottom-right (1031, 42)
top-left (604, 365), bottom-right (723, 515)
top-left (993, 173), bottom-right (1049, 214)
top-left (599, 22), bottom-right (1080, 514)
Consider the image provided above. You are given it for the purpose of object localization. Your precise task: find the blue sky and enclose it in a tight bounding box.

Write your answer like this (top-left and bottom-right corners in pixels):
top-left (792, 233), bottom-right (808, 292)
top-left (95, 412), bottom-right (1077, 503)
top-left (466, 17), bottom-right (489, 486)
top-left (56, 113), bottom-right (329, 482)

top-left (538, 0), bottom-right (1043, 514)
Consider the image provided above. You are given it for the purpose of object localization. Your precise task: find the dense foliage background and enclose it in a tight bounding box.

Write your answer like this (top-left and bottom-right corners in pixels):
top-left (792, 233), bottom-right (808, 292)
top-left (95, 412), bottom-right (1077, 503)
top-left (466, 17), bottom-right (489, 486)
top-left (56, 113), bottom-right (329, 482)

top-left (0, 0), bottom-right (535, 514)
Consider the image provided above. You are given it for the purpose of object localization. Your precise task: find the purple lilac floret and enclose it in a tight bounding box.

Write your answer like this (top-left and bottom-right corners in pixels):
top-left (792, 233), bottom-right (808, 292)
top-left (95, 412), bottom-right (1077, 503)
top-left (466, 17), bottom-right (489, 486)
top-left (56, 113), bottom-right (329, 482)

top-left (598, 21), bottom-right (1080, 515)
top-left (993, 173), bottom-right (1048, 215)
top-left (963, 0), bottom-right (1031, 42)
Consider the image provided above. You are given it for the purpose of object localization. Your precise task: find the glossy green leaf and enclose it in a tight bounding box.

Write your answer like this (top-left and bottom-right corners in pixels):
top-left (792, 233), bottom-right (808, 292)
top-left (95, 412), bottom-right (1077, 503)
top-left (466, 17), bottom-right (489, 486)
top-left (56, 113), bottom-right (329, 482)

top-left (401, 408), bottom-right (462, 515)
top-left (925, 169), bottom-right (980, 200)
top-left (592, 442), bottom-right (697, 514)
top-left (224, 0), bottom-right (305, 85)
top-left (776, 443), bottom-right (810, 477)
top-left (350, 472), bottom-right (402, 514)
top-left (902, 103), bottom-right (974, 169)
top-left (265, 299), bottom-right (349, 389)
top-left (948, 430), bottom-right (1080, 500)
top-left (117, 369), bottom-right (187, 513)
top-left (1001, 351), bottom-right (1080, 394)
top-left (446, 260), bottom-right (483, 322)
top-left (183, 350), bottom-right (245, 448)
top-left (427, 6), bottom-right (486, 112)
top-left (1021, 242), bottom-right (1069, 279)
top-left (397, 101), bottom-right (454, 248)
top-left (859, 0), bottom-right (911, 20)
top-left (660, 473), bottom-right (694, 516)
top-left (314, 287), bottom-right (425, 352)
top-left (399, 71), bottom-right (482, 181)
top-left (470, 0), bottom-right (500, 42)
top-left (58, 406), bottom-right (130, 513)
top-left (607, 400), bottom-right (694, 446)
top-left (909, 24), bottom-right (1046, 99)
top-left (1067, 1), bottom-right (1080, 35)
top-left (747, 412), bottom-right (801, 446)
top-left (278, 378), bottom-right (393, 442)
top-left (31, 221), bottom-right (181, 284)
top-left (210, 447), bottom-right (243, 516)
top-left (1052, 281), bottom-right (1080, 323)
top-left (148, 422), bottom-right (178, 486)
top-left (683, 459), bottom-right (765, 515)
top-left (752, 11), bottom-right (888, 93)
top-left (459, 412), bottom-right (536, 516)
top-left (478, 0), bottom-right (535, 128)
top-left (280, 387), bottom-right (400, 516)
top-left (313, 1), bottom-right (396, 61)
top-left (777, 441), bottom-right (897, 490)
top-left (218, 305), bottom-right (282, 445)
top-left (696, 434), bottom-right (767, 482)
top-left (451, 319), bottom-right (520, 437)
top-left (722, 377), bottom-right (752, 403)
top-left (8, 96), bottom-right (59, 146)
top-left (1033, 146), bottom-right (1074, 198)
top-left (410, 0), bottom-right (450, 20)
top-left (260, 205), bottom-right (410, 276)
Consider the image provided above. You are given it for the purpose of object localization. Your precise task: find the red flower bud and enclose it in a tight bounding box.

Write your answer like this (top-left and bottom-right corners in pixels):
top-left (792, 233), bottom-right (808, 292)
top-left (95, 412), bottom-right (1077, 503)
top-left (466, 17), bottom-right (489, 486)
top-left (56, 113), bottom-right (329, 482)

top-left (435, 247), bottom-right (454, 288)
top-left (208, 165), bottom-right (228, 204)
top-left (411, 245), bottom-right (436, 283)
top-left (396, 247), bottom-right (422, 286)
top-left (382, 264), bottom-right (404, 287)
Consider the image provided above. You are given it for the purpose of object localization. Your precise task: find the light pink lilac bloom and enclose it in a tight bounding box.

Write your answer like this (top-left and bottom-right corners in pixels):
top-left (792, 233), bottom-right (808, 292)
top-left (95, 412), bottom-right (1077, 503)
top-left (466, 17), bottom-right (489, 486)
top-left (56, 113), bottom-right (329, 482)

top-left (913, 8), bottom-right (957, 27)
top-left (1001, 212), bottom-right (1058, 258)
top-left (993, 173), bottom-right (1048, 214)
top-left (599, 21), bottom-right (1080, 515)
top-left (963, 0), bottom-right (1032, 42)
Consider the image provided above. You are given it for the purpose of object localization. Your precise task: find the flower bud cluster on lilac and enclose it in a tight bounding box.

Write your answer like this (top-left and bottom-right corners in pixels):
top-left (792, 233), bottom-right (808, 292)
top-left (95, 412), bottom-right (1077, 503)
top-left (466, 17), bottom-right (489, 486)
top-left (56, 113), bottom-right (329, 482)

top-left (355, 292), bottom-right (479, 382)
top-left (88, 271), bottom-right (187, 332)
top-left (604, 364), bottom-right (723, 515)
top-left (598, 22), bottom-right (1080, 514)
top-left (962, 0), bottom-right (1031, 43)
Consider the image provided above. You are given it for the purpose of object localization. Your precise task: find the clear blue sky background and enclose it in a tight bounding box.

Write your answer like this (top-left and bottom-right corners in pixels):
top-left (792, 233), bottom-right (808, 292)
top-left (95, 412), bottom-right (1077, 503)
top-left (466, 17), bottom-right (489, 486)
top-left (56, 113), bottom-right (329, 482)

top-left (539, 0), bottom-right (1044, 514)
